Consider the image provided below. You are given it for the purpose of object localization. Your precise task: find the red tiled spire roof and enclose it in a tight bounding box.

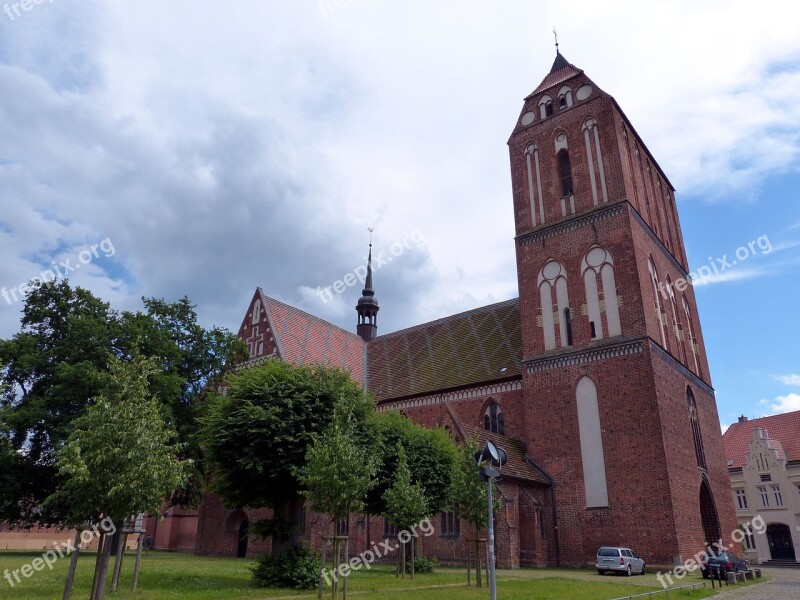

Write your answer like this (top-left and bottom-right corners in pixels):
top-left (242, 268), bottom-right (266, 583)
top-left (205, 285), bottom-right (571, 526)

top-left (526, 51), bottom-right (583, 98)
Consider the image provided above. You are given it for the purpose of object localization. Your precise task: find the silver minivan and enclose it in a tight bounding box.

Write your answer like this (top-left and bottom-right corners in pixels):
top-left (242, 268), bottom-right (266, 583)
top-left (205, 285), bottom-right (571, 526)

top-left (596, 547), bottom-right (646, 576)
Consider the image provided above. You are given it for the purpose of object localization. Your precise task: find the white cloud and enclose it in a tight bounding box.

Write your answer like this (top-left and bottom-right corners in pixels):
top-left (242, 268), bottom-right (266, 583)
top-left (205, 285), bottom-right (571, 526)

top-left (763, 393), bottom-right (800, 414)
top-left (2, 0), bottom-right (800, 340)
top-left (775, 374), bottom-right (800, 387)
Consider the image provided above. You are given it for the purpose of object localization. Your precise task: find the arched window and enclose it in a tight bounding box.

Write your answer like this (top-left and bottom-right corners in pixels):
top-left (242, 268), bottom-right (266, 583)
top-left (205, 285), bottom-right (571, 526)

top-left (576, 377), bottom-right (609, 507)
top-left (538, 260), bottom-right (570, 350)
top-left (688, 388), bottom-right (707, 470)
top-left (483, 400), bottom-right (505, 435)
top-left (557, 86), bottom-right (573, 109)
top-left (539, 95), bottom-right (553, 119)
top-left (557, 150), bottom-right (574, 198)
top-left (581, 247), bottom-right (622, 339)
top-left (648, 258), bottom-right (669, 350)
top-left (524, 143), bottom-right (545, 227)
top-left (683, 295), bottom-right (702, 377)
top-left (665, 277), bottom-right (686, 363)
top-left (252, 299), bottom-right (261, 325)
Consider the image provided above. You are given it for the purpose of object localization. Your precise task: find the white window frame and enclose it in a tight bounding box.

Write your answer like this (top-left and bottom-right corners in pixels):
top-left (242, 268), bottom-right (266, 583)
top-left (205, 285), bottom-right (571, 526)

top-left (772, 485), bottom-right (783, 507)
top-left (758, 486), bottom-right (770, 508)
top-left (735, 489), bottom-right (748, 510)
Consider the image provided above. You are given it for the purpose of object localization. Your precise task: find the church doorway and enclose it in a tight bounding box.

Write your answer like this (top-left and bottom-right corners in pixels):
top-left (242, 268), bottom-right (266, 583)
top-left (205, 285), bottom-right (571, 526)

top-left (699, 479), bottom-right (721, 548)
top-left (237, 520), bottom-right (250, 558)
top-left (767, 524), bottom-right (795, 561)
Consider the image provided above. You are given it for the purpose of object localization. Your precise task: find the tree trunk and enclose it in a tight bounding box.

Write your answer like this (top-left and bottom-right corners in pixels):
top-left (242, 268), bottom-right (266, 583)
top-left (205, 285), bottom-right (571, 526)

top-left (410, 537), bottom-right (415, 579)
top-left (90, 531), bottom-right (105, 600)
top-left (331, 537), bottom-right (338, 600)
top-left (93, 527), bottom-right (115, 600)
top-left (400, 541), bottom-right (405, 579)
top-left (61, 531), bottom-right (82, 600)
top-left (111, 528), bottom-right (128, 592)
top-left (343, 536), bottom-right (349, 600)
top-left (132, 532), bottom-right (144, 592)
top-left (475, 539), bottom-right (482, 589)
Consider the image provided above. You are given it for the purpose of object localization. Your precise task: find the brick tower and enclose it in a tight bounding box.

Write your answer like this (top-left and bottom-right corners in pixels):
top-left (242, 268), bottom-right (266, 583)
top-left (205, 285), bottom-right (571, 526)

top-left (509, 50), bottom-right (736, 565)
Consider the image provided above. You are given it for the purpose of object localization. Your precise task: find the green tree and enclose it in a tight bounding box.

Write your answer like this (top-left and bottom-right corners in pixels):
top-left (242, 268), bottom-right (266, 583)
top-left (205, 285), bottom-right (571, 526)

top-left (201, 359), bottom-right (371, 552)
top-left (382, 444), bottom-right (430, 579)
top-left (298, 400), bottom-right (377, 597)
top-left (366, 411), bottom-right (456, 517)
top-left (448, 437), bottom-right (502, 587)
top-left (0, 280), bottom-right (244, 521)
top-left (47, 354), bottom-right (190, 600)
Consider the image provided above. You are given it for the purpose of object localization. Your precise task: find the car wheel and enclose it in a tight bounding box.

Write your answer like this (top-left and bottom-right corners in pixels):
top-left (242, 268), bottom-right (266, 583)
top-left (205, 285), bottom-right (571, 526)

top-left (626, 564), bottom-right (632, 577)
top-left (640, 563), bottom-right (646, 575)
top-left (597, 569), bottom-right (604, 575)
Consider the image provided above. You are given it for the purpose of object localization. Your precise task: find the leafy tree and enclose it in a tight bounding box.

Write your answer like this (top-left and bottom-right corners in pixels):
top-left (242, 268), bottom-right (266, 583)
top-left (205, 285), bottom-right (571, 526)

top-left (448, 437), bottom-right (502, 587)
top-left (46, 354), bottom-right (190, 600)
top-left (382, 444), bottom-right (430, 579)
top-left (298, 400), bottom-right (377, 597)
top-left (0, 280), bottom-right (244, 521)
top-left (365, 411), bottom-right (456, 517)
top-left (201, 359), bottom-right (372, 552)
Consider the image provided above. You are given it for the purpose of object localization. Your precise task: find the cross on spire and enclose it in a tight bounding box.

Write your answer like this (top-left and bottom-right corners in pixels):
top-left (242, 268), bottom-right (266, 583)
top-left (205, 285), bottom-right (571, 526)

top-left (553, 27), bottom-right (559, 51)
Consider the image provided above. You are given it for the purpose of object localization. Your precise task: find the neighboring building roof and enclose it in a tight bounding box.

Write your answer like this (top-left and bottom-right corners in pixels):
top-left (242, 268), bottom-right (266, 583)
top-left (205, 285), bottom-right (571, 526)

top-left (722, 411), bottom-right (800, 468)
top-left (262, 294), bottom-right (366, 383)
top-left (462, 425), bottom-right (550, 485)
top-left (527, 51), bottom-right (583, 98)
top-left (367, 298), bottom-right (522, 401)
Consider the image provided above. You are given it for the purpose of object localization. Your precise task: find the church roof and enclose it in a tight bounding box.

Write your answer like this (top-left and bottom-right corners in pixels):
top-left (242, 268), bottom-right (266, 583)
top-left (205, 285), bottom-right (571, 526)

top-left (261, 294), bottom-right (366, 383)
top-left (462, 425), bottom-right (550, 485)
top-left (722, 411), bottom-right (800, 468)
top-left (367, 299), bottom-right (521, 401)
top-left (526, 51), bottom-right (583, 99)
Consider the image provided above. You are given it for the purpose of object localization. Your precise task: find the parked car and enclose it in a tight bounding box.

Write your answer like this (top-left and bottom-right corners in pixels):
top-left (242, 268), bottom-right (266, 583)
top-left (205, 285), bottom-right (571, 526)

top-left (596, 547), bottom-right (646, 576)
top-left (700, 550), bottom-right (749, 579)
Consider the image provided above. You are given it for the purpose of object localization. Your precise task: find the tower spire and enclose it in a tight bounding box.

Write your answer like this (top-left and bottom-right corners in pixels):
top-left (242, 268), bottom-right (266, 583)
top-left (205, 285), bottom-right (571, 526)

top-left (356, 228), bottom-right (379, 342)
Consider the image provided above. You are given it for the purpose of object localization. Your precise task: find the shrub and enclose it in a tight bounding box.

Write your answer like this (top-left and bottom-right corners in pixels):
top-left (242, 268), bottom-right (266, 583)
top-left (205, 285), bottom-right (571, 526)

top-left (406, 554), bottom-right (438, 574)
top-left (251, 545), bottom-right (321, 589)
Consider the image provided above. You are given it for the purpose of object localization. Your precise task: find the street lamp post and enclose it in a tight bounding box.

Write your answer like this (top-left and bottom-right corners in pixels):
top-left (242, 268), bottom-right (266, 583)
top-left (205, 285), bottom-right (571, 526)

top-left (475, 441), bottom-right (507, 600)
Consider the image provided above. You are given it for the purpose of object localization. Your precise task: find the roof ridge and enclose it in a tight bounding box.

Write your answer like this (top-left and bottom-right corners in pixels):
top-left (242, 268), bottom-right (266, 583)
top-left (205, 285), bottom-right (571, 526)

top-left (371, 297), bottom-right (519, 341)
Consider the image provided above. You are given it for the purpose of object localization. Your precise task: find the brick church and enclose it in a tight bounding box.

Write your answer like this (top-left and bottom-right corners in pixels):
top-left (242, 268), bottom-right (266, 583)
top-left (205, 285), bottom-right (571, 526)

top-left (160, 49), bottom-right (738, 568)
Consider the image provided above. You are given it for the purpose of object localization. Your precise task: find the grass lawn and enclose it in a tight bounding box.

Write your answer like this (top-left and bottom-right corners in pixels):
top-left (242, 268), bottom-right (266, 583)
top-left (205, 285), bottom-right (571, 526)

top-left (0, 550), bottom-right (760, 600)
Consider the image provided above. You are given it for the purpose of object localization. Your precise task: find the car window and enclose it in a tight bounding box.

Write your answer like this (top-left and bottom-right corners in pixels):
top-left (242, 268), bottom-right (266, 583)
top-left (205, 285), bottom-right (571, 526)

top-left (598, 548), bottom-right (618, 557)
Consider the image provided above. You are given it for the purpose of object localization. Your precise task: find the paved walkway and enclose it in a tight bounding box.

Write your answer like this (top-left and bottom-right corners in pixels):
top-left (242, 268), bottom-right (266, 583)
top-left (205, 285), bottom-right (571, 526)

top-left (715, 567), bottom-right (800, 600)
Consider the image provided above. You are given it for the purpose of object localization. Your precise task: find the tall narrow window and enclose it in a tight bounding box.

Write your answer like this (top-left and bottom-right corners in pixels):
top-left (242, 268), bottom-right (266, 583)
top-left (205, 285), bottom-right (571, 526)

top-left (483, 401), bottom-right (505, 435)
top-left (735, 489), bottom-right (748, 510)
top-left (582, 247), bottom-right (622, 339)
top-left (687, 388), bottom-right (706, 470)
top-left (758, 487), bottom-right (769, 508)
top-left (665, 277), bottom-right (686, 363)
top-left (682, 295), bottom-right (702, 377)
top-left (251, 299), bottom-right (261, 325)
top-left (576, 377), bottom-right (609, 507)
top-left (538, 260), bottom-right (570, 350)
top-left (648, 259), bottom-right (669, 349)
top-left (557, 150), bottom-right (574, 197)
top-left (524, 144), bottom-right (545, 227)
top-left (564, 308), bottom-right (573, 346)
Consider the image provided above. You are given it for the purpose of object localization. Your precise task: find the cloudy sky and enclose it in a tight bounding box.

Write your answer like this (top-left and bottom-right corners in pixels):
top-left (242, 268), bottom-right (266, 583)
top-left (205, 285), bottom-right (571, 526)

top-left (1, 0), bottom-right (799, 429)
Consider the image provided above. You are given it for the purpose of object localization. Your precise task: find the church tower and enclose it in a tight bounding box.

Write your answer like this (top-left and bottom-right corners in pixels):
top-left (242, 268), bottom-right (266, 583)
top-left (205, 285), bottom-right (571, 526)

top-left (356, 242), bottom-right (379, 342)
top-left (509, 49), bottom-right (736, 565)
